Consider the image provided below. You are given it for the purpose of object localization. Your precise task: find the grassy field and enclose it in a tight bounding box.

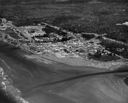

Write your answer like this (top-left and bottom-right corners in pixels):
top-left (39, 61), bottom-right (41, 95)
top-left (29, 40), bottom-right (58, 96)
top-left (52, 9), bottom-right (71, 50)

top-left (0, 3), bottom-right (128, 29)
top-left (0, 2), bottom-right (128, 43)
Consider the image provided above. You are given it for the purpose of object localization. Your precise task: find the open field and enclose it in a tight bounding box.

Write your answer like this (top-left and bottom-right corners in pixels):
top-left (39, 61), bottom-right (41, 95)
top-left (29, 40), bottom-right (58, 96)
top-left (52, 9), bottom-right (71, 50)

top-left (0, 43), bottom-right (128, 103)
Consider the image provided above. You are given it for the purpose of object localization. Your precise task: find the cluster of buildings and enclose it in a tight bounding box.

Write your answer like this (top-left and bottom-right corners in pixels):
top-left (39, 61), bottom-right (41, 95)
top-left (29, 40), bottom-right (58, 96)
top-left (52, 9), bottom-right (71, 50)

top-left (0, 18), bottom-right (117, 61)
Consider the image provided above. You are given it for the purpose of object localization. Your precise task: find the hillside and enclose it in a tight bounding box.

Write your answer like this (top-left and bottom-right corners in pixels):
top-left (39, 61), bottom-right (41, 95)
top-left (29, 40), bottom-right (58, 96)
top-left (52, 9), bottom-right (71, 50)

top-left (0, 0), bottom-right (128, 5)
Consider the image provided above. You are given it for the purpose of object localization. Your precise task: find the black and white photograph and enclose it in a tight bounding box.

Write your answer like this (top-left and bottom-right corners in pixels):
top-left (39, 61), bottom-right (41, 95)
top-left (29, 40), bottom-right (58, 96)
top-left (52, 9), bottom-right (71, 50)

top-left (0, 0), bottom-right (128, 103)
